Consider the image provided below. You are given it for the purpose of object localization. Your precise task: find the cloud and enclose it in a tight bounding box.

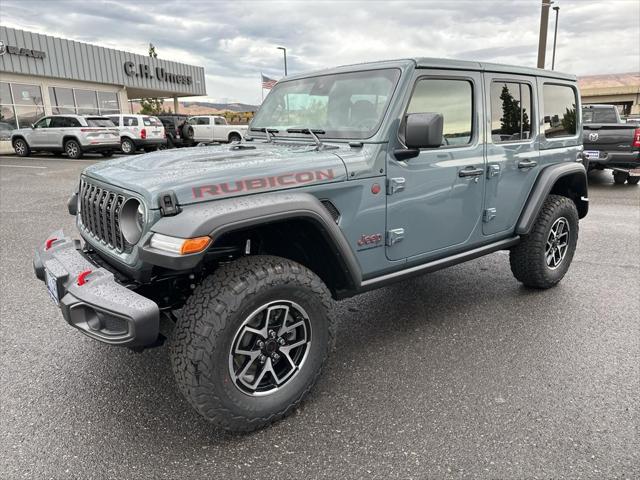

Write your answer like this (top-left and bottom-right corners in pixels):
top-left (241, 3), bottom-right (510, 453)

top-left (1, 0), bottom-right (638, 104)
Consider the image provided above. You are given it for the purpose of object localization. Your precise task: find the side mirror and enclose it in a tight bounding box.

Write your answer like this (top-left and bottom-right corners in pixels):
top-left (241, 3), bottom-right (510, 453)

top-left (405, 113), bottom-right (444, 149)
top-left (31, 123), bottom-right (35, 129)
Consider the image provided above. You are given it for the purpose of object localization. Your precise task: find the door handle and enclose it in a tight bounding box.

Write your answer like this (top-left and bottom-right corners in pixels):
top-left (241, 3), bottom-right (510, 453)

top-left (518, 159), bottom-right (538, 169)
top-left (458, 166), bottom-right (484, 177)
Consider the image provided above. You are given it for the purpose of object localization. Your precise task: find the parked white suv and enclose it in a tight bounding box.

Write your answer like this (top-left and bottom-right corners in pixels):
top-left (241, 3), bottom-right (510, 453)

top-left (187, 115), bottom-right (248, 143)
top-left (105, 114), bottom-right (166, 154)
top-left (11, 115), bottom-right (120, 159)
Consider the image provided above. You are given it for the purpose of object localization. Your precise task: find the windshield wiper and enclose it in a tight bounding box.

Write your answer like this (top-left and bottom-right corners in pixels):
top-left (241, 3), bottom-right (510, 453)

top-left (250, 127), bottom-right (280, 142)
top-left (286, 128), bottom-right (337, 151)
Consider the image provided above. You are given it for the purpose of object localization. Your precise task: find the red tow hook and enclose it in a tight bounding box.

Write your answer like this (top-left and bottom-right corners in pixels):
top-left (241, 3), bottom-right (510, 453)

top-left (45, 237), bottom-right (58, 250)
top-left (77, 270), bottom-right (93, 286)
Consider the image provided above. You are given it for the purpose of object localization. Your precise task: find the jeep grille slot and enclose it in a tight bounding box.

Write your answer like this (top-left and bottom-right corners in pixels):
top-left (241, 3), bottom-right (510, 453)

top-left (321, 200), bottom-right (340, 223)
top-left (79, 179), bottom-right (128, 252)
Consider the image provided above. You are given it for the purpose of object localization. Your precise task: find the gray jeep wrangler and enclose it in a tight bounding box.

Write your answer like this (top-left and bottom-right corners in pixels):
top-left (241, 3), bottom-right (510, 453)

top-left (33, 58), bottom-right (588, 431)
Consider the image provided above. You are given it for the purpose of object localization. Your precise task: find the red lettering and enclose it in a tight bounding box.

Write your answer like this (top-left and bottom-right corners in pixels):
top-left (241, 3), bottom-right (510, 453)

top-left (220, 182), bottom-right (244, 194)
top-left (315, 169), bottom-right (335, 181)
top-left (192, 185), bottom-right (219, 198)
top-left (246, 178), bottom-right (267, 190)
top-left (295, 172), bottom-right (314, 183)
top-left (277, 174), bottom-right (296, 186)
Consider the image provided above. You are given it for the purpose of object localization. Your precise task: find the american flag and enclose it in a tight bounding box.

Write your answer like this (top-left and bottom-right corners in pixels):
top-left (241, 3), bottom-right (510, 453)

top-left (261, 74), bottom-right (278, 90)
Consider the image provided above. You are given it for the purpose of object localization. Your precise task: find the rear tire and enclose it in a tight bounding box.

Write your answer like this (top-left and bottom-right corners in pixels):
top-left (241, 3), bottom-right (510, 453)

top-left (121, 138), bottom-right (135, 155)
top-left (627, 176), bottom-right (639, 185)
top-left (228, 132), bottom-right (242, 143)
top-left (13, 138), bottom-right (31, 157)
top-left (169, 255), bottom-right (333, 432)
top-left (613, 171), bottom-right (627, 184)
top-left (510, 194), bottom-right (579, 289)
top-left (64, 139), bottom-right (83, 159)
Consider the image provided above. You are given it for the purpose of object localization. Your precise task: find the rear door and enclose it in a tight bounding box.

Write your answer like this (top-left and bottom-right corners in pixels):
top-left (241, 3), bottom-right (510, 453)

top-left (483, 74), bottom-right (539, 235)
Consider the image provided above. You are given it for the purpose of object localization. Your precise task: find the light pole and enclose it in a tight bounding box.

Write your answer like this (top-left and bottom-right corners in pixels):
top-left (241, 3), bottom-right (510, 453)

top-left (551, 5), bottom-right (560, 70)
top-left (537, 0), bottom-right (552, 68)
top-left (277, 46), bottom-right (287, 76)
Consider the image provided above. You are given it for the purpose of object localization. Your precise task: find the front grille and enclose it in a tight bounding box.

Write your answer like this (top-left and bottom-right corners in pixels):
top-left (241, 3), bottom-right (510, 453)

top-left (79, 178), bottom-right (129, 252)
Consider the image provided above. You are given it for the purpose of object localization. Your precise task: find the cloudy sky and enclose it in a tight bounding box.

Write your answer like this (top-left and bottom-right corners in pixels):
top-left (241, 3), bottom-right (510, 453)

top-left (2, 0), bottom-right (638, 104)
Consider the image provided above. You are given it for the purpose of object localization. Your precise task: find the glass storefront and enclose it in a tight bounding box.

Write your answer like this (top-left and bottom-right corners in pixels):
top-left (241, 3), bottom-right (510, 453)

top-left (1, 82), bottom-right (45, 130)
top-left (49, 86), bottom-right (120, 116)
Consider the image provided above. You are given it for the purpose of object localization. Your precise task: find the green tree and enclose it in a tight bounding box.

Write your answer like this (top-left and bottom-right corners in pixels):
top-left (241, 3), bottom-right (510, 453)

top-left (499, 85), bottom-right (521, 136)
top-left (139, 43), bottom-right (164, 115)
top-left (561, 105), bottom-right (576, 135)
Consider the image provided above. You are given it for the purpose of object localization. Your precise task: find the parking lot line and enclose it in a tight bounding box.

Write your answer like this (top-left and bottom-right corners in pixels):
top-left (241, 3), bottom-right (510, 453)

top-left (0, 164), bottom-right (48, 169)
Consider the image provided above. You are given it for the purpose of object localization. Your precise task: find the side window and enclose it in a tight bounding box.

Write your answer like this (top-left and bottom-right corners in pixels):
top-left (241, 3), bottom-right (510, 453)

top-left (407, 78), bottom-right (473, 146)
top-left (123, 116), bottom-right (138, 127)
top-left (34, 117), bottom-right (51, 128)
top-left (187, 117), bottom-right (197, 125)
top-left (197, 117), bottom-right (210, 125)
top-left (214, 117), bottom-right (225, 125)
top-left (490, 82), bottom-right (533, 143)
top-left (107, 116), bottom-right (120, 126)
top-left (50, 117), bottom-right (65, 128)
top-left (67, 117), bottom-right (81, 127)
top-left (543, 84), bottom-right (577, 138)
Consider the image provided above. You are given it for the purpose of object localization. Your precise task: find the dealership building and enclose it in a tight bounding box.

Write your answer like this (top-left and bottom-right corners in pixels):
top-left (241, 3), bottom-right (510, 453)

top-left (0, 26), bottom-right (206, 131)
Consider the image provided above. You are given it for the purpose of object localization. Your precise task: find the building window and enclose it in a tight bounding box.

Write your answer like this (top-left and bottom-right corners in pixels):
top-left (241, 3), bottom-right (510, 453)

top-left (543, 84), bottom-right (577, 138)
top-left (49, 87), bottom-right (76, 114)
top-left (98, 91), bottom-right (119, 115)
top-left (407, 78), bottom-right (473, 146)
top-left (75, 89), bottom-right (99, 115)
top-left (2, 83), bottom-right (45, 129)
top-left (490, 82), bottom-right (533, 143)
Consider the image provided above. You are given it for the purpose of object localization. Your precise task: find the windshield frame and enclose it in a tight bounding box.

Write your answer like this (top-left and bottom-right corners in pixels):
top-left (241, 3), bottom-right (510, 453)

top-left (250, 67), bottom-right (403, 141)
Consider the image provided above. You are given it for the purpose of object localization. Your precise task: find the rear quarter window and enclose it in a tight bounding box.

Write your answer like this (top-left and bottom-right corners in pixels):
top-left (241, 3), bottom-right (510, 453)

top-left (143, 116), bottom-right (162, 126)
top-left (542, 84), bottom-right (578, 138)
top-left (86, 118), bottom-right (115, 127)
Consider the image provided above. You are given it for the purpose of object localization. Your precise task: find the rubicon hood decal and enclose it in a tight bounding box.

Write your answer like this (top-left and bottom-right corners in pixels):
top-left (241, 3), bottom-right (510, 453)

top-left (82, 143), bottom-right (349, 206)
top-left (192, 169), bottom-right (336, 198)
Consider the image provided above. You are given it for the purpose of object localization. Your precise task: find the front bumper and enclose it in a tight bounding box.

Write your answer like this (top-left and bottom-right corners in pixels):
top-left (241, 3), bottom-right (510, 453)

top-left (33, 230), bottom-right (159, 347)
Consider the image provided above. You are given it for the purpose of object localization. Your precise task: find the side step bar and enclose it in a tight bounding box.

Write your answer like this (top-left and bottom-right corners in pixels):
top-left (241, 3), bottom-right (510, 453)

top-left (359, 237), bottom-right (520, 291)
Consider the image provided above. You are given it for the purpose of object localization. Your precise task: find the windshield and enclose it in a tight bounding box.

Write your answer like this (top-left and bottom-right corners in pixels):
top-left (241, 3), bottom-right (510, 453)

top-left (582, 107), bottom-right (618, 124)
top-left (251, 68), bottom-right (401, 139)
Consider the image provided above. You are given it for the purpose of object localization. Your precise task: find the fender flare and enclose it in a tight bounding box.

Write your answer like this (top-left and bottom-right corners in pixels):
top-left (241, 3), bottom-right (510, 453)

top-left (227, 129), bottom-right (244, 140)
top-left (516, 162), bottom-right (588, 235)
top-left (140, 192), bottom-right (362, 289)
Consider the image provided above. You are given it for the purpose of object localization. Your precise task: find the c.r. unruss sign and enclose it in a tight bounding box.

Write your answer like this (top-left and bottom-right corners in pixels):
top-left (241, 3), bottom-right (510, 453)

top-left (0, 40), bottom-right (46, 59)
top-left (124, 61), bottom-right (192, 85)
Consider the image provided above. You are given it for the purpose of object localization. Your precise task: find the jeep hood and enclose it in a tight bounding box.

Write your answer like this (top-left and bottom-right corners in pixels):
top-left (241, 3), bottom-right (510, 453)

top-left (82, 143), bottom-right (349, 208)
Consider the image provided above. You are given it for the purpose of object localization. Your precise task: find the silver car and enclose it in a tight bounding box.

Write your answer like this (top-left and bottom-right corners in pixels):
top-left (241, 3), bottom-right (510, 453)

top-left (11, 115), bottom-right (120, 159)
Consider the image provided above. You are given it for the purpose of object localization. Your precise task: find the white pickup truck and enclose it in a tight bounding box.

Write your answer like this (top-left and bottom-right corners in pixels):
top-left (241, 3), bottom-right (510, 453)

top-left (187, 115), bottom-right (248, 143)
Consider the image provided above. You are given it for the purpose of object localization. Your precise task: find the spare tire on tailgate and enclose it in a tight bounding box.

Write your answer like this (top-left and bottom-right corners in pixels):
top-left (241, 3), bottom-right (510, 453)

top-left (181, 123), bottom-right (194, 140)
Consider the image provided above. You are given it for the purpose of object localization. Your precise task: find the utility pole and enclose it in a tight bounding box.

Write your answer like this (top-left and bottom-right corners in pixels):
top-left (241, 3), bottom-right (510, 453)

top-left (537, 0), bottom-right (552, 69)
top-left (277, 47), bottom-right (288, 76)
top-left (551, 6), bottom-right (560, 70)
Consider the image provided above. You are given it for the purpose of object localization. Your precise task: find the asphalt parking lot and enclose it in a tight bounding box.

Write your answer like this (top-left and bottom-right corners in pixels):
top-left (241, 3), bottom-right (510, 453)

top-left (1, 155), bottom-right (638, 479)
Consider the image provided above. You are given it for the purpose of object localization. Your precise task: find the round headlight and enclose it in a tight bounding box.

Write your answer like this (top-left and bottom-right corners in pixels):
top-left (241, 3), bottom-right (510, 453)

top-left (121, 198), bottom-right (145, 245)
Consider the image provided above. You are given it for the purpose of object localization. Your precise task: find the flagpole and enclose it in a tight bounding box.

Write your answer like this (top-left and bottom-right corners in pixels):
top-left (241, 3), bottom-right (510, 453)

top-left (260, 72), bottom-right (264, 103)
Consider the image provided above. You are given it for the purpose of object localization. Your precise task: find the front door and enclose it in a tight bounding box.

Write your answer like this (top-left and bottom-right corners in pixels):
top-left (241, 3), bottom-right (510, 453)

top-left (483, 74), bottom-right (539, 235)
top-left (386, 72), bottom-right (486, 261)
top-left (30, 117), bottom-right (53, 147)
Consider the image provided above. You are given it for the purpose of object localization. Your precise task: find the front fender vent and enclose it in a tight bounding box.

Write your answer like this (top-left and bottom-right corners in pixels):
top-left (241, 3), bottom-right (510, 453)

top-left (320, 200), bottom-right (340, 223)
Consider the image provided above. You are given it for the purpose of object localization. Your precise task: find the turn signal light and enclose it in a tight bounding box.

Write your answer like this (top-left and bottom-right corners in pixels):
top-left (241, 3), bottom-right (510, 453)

top-left (180, 236), bottom-right (211, 255)
top-left (149, 233), bottom-right (211, 255)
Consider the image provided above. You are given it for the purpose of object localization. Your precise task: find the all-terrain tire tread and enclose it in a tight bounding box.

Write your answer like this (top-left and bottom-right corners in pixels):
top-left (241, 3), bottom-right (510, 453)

top-left (169, 255), bottom-right (333, 432)
top-left (509, 194), bottom-right (578, 289)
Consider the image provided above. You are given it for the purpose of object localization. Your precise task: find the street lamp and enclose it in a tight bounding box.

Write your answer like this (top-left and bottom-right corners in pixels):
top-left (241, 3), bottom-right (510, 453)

top-left (551, 5), bottom-right (560, 70)
top-left (277, 46), bottom-right (287, 76)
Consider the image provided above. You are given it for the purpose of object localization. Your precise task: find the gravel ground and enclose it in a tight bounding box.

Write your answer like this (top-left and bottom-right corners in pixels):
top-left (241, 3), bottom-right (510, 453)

top-left (1, 155), bottom-right (638, 479)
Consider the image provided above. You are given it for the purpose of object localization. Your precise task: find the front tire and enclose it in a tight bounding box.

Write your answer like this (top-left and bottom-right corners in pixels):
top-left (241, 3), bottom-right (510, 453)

top-left (169, 255), bottom-right (333, 432)
top-left (64, 139), bottom-right (83, 159)
top-left (627, 176), bottom-right (639, 185)
top-left (510, 194), bottom-right (579, 289)
top-left (13, 138), bottom-right (31, 157)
